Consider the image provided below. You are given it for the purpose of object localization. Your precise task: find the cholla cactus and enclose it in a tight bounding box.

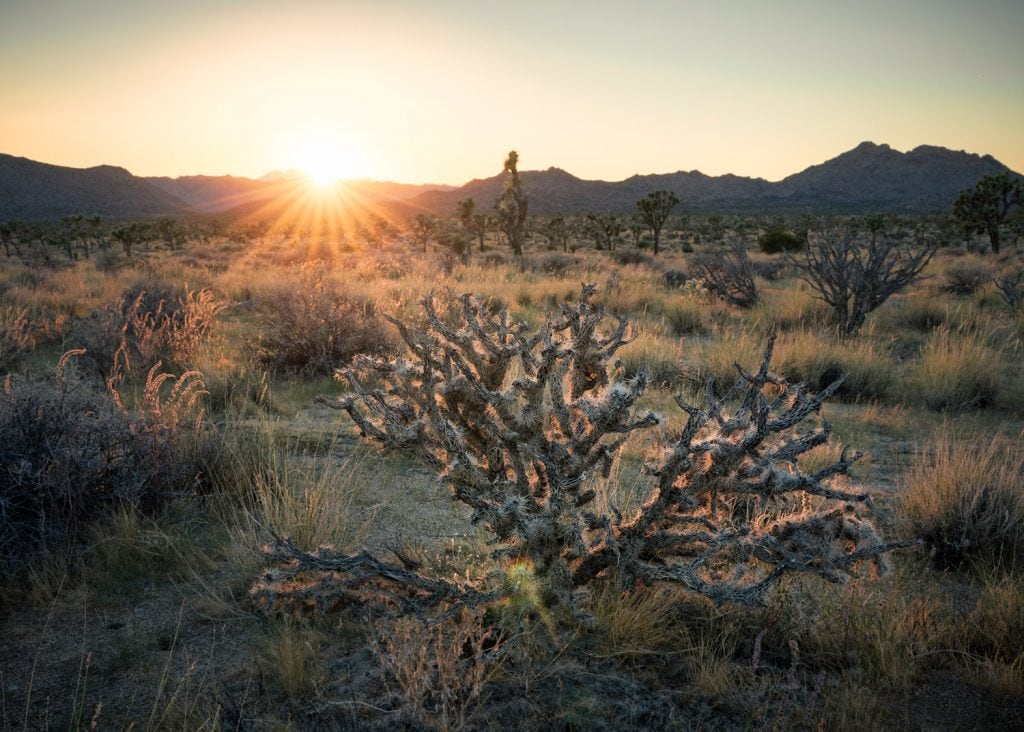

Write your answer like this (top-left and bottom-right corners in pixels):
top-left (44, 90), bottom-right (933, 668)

top-left (255, 286), bottom-right (905, 621)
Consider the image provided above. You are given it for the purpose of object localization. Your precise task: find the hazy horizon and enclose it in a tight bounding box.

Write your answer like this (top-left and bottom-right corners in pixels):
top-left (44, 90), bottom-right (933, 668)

top-left (3, 139), bottom-right (1015, 189)
top-left (2, 0), bottom-right (1022, 184)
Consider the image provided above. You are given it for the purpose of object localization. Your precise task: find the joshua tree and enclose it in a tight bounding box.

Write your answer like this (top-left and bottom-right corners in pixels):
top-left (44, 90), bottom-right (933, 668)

top-left (411, 213), bottom-right (437, 253)
top-left (495, 151), bottom-right (529, 257)
top-left (256, 286), bottom-right (903, 627)
top-left (953, 172), bottom-right (1023, 254)
top-left (585, 213), bottom-right (622, 251)
top-left (787, 222), bottom-right (936, 336)
top-left (635, 190), bottom-right (679, 254)
top-left (0, 222), bottom-right (22, 257)
top-left (538, 216), bottom-right (571, 252)
top-left (457, 197), bottom-right (490, 253)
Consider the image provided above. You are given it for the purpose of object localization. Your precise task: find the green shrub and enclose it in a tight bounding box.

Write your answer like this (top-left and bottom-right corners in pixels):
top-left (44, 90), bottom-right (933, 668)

top-left (758, 225), bottom-right (804, 254)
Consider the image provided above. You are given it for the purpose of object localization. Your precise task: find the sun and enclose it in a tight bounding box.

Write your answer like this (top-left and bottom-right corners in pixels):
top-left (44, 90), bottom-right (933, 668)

top-left (289, 136), bottom-right (369, 186)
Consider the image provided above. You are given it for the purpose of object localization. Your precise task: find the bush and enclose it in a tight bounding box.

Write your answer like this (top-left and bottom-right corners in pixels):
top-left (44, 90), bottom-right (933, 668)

top-left (73, 283), bottom-right (223, 377)
top-left (942, 264), bottom-right (992, 296)
top-left (611, 249), bottom-right (649, 266)
top-left (758, 225), bottom-right (804, 254)
top-left (690, 245), bottom-right (759, 308)
top-left (901, 434), bottom-right (1024, 570)
top-left (776, 331), bottom-right (894, 402)
top-left (0, 351), bottom-right (209, 572)
top-left (251, 272), bottom-right (395, 375)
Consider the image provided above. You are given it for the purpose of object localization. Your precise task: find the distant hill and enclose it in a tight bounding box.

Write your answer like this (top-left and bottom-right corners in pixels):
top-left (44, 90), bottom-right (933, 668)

top-left (0, 154), bottom-right (188, 220)
top-left (0, 143), bottom-right (1018, 221)
top-left (411, 142), bottom-right (1017, 216)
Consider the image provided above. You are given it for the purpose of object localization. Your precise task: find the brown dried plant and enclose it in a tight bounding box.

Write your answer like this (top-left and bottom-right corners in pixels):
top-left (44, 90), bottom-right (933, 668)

top-left (254, 286), bottom-right (906, 626)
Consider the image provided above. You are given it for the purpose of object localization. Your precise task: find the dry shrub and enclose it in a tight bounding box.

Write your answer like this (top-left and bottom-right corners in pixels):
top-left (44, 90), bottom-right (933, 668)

top-left (251, 271), bottom-right (395, 375)
top-left (73, 283), bottom-right (223, 377)
top-left (943, 263), bottom-right (992, 296)
top-left (611, 249), bottom-right (650, 266)
top-left (371, 609), bottom-right (498, 730)
top-left (904, 327), bottom-right (1002, 411)
top-left (900, 433), bottom-right (1024, 570)
top-left (0, 351), bottom-right (209, 573)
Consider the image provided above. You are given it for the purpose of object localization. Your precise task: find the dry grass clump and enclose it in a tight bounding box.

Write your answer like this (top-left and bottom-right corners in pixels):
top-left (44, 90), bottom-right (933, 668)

top-left (0, 306), bottom-right (33, 371)
top-left (371, 609), bottom-right (498, 730)
top-left (251, 270), bottom-right (395, 375)
top-left (774, 330), bottom-right (894, 401)
top-left (654, 294), bottom-right (706, 336)
top-left (903, 327), bottom-right (1003, 411)
top-left (258, 621), bottom-right (328, 702)
top-left (750, 287), bottom-right (831, 332)
top-left (617, 330), bottom-right (685, 386)
top-left (679, 330), bottom-right (765, 395)
top-left (0, 351), bottom-right (210, 574)
top-left (900, 433), bottom-right (1024, 570)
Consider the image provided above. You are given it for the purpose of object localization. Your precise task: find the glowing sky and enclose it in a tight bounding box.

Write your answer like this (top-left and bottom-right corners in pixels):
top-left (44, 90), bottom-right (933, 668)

top-left (2, 0), bottom-right (1022, 183)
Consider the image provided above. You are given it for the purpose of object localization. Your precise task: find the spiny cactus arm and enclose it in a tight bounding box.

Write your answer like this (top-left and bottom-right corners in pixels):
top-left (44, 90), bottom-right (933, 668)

top-left (253, 531), bottom-right (504, 616)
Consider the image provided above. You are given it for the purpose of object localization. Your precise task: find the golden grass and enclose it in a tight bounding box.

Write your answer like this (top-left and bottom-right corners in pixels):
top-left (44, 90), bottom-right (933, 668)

top-left (900, 432), bottom-right (1024, 570)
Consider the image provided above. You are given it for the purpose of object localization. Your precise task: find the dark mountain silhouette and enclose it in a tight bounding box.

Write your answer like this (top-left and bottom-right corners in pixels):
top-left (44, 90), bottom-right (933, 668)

top-left (0, 153), bottom-right (188, 220)
top-left (0, 143), bottom-right (1018, 221)
top-left (411, 142), bottom-right (1017, 215)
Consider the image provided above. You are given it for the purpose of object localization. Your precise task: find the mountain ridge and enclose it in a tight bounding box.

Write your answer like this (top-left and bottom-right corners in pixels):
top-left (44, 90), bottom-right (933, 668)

top-left (1, 143), bottom-right (1018, 220)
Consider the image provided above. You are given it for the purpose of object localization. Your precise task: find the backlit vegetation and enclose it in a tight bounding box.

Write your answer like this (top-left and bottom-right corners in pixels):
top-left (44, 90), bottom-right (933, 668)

top-left (1, 203), bottom-right (1022, 729)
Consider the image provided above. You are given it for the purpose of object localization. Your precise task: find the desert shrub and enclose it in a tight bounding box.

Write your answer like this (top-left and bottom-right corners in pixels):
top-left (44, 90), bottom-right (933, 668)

top-left (251, 273), bottom-right (395, 375)
top-left (943, 263), bottom-right (992, 296)
top-left (994, 269), bottom-right (1024, 312)
top-left (618, 331), bottom-right (684, 386)
top-left (750, 259), bottom-right (786, 281)
top-left (663, 270), bottom-right (689, 289)
top-left (900, 434), bottom-right (1024, 570)
top-left (611, 249), bottom-right (649, 266)
top-left (657, 296), bottom-right (706, 336)
top-left (776, 331), bottom-right (893, 401)
top-left (904, 327), bottom-right (1001, 411)
top-left (758, 225), bottom-right (804, 254)
top-left (257, 287), bottom-right (901, 629)
top-left (0, 351), bottom-right (209, 573)
top-left (690, 245), bottom-right (759, 308)
top-left (370, 609), bottom-right (498, 730)
top-left (73, 284), bottom-right (223, 377)
top-left (787, 224), bottom-right (936, 336)
top-left (536, 253), bottom-right (579, 277)
top-left (890, 294), bottom-right (950, 332)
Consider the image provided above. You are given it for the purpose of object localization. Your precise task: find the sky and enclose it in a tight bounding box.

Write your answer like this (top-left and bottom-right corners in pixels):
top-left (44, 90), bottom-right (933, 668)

top-left (1, 0), bottom-right (1022, 184)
